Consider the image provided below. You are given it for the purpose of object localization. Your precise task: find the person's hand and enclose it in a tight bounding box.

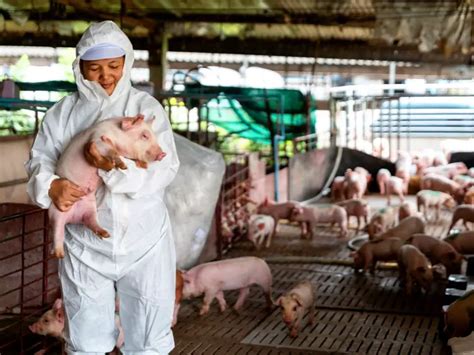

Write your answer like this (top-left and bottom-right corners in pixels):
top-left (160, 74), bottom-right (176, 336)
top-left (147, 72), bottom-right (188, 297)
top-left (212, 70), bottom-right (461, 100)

top-left (48, 178), bottom-right (86, 212)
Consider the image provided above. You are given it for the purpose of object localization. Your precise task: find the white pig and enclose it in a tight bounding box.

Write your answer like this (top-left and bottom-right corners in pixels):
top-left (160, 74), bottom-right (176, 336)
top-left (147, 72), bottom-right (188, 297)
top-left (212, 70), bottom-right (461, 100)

top-left (276, 281), bottom-right (315, 338)
top-left (182, 257), bottom-right (273, 315)
top-left (49, 115), bottom-right (165, 258)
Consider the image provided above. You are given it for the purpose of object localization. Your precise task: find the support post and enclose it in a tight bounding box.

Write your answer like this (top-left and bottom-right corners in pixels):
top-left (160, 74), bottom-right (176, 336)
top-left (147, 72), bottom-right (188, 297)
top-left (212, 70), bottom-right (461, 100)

top-left (148, 25), bottom-right (169, 94)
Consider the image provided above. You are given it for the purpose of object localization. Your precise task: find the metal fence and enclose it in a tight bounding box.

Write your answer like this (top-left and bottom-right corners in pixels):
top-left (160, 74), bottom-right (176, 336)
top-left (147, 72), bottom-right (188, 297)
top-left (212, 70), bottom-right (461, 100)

top-left (0, 203), bottom-right (61, 354)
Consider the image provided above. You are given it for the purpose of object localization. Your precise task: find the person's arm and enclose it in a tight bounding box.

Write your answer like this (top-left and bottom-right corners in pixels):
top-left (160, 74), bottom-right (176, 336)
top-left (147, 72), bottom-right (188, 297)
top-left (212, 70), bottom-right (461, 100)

top-left (25, 103), bottom-right (85, 210)
top-left (98, 100), bottom-right (180, 199)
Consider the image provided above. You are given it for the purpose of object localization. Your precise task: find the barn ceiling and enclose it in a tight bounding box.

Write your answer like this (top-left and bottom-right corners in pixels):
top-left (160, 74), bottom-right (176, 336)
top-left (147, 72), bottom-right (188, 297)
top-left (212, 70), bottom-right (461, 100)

top-left (0, 0), bottom-right (472, 64)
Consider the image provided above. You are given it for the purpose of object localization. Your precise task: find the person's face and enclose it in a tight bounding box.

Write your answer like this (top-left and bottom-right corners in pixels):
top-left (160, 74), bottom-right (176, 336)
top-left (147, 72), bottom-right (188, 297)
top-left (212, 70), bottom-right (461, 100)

top-left (81, 56), bottom-right (125, 96)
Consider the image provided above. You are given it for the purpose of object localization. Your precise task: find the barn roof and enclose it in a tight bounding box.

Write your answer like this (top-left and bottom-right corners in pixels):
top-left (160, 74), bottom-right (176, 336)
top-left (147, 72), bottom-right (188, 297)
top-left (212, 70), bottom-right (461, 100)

top-left (0, 0), bottom-right (471, 64)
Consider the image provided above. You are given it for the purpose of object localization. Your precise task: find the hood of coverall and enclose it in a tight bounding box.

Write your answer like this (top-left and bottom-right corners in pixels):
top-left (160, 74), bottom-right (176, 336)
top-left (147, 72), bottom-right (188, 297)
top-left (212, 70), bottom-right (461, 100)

top-left (73, 21), bottom-right (134, 102)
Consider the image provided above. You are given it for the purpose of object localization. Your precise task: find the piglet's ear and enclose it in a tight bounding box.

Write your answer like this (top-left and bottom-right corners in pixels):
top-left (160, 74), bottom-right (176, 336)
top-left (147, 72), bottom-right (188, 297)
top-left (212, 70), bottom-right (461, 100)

top-left (53, 298), bottom-right (63, 311)
top-left (121, 114), bottom-right (144, 131)
top-left (275, 296), bottom-right (283, 306)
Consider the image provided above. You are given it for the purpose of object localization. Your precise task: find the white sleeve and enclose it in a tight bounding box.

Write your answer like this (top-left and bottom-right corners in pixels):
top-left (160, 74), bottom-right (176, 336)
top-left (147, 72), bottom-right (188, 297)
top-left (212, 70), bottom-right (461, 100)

top-left (25, 105), bottom-right (64, 209)
top-left (98, 101), bottom-right (180, 199)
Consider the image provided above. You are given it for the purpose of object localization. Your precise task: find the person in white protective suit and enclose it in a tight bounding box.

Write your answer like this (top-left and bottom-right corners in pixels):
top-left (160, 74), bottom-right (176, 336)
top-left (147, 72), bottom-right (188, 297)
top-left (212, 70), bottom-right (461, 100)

top-left (26, 21), bottom-right (179, 354)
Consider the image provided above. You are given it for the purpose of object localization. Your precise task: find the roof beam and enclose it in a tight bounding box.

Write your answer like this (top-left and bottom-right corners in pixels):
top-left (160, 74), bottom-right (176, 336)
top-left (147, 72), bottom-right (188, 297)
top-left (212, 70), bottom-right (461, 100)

top-left (0, 32), bottom-right (469, 65)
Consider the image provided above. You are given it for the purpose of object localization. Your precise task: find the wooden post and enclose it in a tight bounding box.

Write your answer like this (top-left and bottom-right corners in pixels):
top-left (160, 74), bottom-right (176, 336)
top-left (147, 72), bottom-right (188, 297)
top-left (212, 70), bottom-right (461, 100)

top-left (148, 25), bottom-right (168, 94)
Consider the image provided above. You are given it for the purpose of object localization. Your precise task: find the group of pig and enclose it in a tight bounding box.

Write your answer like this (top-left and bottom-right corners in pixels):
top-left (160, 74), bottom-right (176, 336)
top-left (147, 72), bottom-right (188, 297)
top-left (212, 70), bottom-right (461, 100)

top-left (30, 256), bottom-right (318, 350)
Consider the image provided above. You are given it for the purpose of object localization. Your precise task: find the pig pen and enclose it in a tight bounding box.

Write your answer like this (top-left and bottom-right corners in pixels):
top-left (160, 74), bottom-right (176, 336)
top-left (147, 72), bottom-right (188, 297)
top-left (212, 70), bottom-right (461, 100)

top-left (0, 203), bottom-right (61, 354)
top-left (171, 195), bottom-right (453, 355)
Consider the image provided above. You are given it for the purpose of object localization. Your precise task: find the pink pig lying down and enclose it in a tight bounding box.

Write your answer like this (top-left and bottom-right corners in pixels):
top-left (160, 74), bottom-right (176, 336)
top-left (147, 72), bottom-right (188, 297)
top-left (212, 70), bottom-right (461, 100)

top-left (276, 280), bottom-right (316, 338)
top-left (181, 256), bottom-right (273, 316)
top-left (49, 114), bottom-right (166, 258)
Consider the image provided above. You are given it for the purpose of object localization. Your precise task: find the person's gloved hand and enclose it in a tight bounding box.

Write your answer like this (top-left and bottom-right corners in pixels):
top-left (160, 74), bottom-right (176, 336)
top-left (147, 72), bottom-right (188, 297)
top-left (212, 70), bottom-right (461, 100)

top-left (48, 178), bottom-right (86, 212)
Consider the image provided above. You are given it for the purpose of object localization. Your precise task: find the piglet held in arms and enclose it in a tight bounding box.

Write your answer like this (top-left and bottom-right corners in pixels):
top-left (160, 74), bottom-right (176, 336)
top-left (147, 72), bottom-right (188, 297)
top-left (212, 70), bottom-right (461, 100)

top-left (49, 114), bottom-right (166, 258)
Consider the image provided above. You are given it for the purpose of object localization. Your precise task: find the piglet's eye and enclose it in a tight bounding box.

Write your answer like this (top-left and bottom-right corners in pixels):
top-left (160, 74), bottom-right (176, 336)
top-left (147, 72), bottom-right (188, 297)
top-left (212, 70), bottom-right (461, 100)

top-left (141, 132), bottom-right (150, 140)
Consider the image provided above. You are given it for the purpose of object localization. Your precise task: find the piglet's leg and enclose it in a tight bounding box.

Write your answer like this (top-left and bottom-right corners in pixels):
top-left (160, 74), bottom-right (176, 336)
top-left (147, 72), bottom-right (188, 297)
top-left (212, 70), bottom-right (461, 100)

top-left (81, 197), bottom-right (109, 238)
top-left (233, 287), bottom-right (250, 312)
top-left (199, 290), bottom-right (216, 316)
top-left (48, 205), bottom-right (70, 259)
top-left (308, 307), bottom-right (315, 326)
top-left (215, 291), bottom-right (227, 312)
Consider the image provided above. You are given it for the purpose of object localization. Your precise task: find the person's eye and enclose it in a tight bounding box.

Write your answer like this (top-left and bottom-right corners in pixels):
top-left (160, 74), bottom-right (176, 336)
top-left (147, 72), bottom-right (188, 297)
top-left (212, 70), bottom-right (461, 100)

top-left (110, 66), bottom-right (119, 70)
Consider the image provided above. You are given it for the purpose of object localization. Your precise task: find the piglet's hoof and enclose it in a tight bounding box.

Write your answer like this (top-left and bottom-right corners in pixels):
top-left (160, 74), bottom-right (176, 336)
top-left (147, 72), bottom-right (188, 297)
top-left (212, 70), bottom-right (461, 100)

top-left (290, 329), bottom-right (298, 338)
top-left (95, 229), bottom-right (110, 238)
top-left (51, 247), bottom-right (65, 259)
top-left (199, 308), bottom-right (209, 316)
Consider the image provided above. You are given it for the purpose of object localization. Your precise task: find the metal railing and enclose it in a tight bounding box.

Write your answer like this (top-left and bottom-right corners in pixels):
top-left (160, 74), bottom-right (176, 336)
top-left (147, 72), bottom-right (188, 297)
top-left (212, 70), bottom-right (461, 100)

top-left (0, 203), bottom-right (61, 354)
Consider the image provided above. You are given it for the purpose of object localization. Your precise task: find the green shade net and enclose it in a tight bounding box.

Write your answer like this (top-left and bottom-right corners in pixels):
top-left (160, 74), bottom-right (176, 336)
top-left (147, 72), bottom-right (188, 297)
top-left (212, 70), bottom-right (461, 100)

top-left (182, 83), bottom-right (316, 145)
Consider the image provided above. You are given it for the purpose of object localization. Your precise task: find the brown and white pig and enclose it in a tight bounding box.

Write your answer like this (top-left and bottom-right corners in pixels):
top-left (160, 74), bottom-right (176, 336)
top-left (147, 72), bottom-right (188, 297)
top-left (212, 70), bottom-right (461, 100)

top-left (181, 256), bottom-right (273, 315)
top-left (366, 207), bottom-right (397, 239)
top-left (49, 114), bottom-right (166, 258)
top-left (397, 244), bottom-right (433, 295)
top-left (445, 231), bottom-right (474, 254)
top-left (331, 176), bottom-right (347, 201)
top-left (29, 298), bottom-right (124, 349)
top-left (247, 214), bottom-right (276, 249)
top-left (416, 190), bottom-right (456, 220)
top-left (290, 205), bottom-right (348, 238)
top-left (444, 290), bottom-right (474, 338)
top-left (257, 199), bottom-right (301, 236)
top-left (421, 174), bottom-right (465, 203)
top-left (372, 215), bottom-right (425, 242)
top-left (385, 176), bottom-right (406, 206)
top-left (407, 234), bottom-right (464, 275)
top-left (336, 198), bottom-right (369, 232)
top-left (376, 169), bottom-right (391, 195)
top-left (448, 204), bottom-right (474, 232)
top-left (351, 237), bottom-right (404, 274)
top-left (276, 281), bottom-right (315, 338)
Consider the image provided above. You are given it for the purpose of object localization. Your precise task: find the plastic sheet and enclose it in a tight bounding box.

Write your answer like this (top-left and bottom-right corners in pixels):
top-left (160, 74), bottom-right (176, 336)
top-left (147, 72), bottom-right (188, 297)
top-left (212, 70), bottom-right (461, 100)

top-left (165, 134), bottom-right (225, 269)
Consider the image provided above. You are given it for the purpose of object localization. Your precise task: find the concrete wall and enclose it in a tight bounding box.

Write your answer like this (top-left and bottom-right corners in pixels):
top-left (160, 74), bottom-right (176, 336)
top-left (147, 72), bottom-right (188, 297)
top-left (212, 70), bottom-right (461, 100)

top-left (0, 135), bottom-right (33, 204)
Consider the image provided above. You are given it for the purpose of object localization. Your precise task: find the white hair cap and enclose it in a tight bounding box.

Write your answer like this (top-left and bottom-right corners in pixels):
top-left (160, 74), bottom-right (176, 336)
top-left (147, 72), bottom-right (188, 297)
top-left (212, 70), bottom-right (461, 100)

top-left (81, 42), bottom-right (126, 61)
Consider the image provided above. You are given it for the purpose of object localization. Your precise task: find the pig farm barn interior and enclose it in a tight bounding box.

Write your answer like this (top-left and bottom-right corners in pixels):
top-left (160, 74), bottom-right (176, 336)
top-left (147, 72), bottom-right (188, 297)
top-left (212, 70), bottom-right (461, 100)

top-left (2, 1), bottom-right (474, 355)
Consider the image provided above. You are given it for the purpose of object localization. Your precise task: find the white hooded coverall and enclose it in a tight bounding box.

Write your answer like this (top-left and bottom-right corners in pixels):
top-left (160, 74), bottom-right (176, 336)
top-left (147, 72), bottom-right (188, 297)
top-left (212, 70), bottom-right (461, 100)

top-left (26, 21), bottom-right (179, 354)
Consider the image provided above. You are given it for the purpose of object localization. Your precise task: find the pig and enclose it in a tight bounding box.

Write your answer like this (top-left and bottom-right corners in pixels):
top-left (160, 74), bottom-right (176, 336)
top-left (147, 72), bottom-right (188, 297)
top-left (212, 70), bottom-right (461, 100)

top-left (247, 214), bottom-right (276, 249)
top-left (181, 256), bottom-right (273, 315)
top-left (397, 244), bottom-right (433, 295)
top-left (423, 162), bottom-right (468, 179)
top-left (331, 176), bottom-right (347, 201)
top-left (445, 231), bottom-right (474, 254)
top-left (29, 298), bottom-right (124, 350)
top-left (290, 205), bottom-right (348, 238)
top-left (49, 114), bottom-right (166, 258)
top-left (366, 207), bottom-right (397, 239)
top-left (453, 174), bottom-right (474, 189)
top-left (416, 190), bottom-right (456, 220)
top-left (172, 270), bottom-right (184, 327)
top-left (372, 216), bottom-right (425, 242)
top-left (407, 234), bottom-right (464, 274)
top-left (385, 176), bottom-right (406, 206)
top-left (257, 199), bottom-right (301, 237)
top-left (376, 168), bottom-right (391, 195)
top-left (470, 167), bottom-right (474, 178)
top-left (421, 174), bottom-right (464, 202)
top-left (444, 290), bottom-right (474, 338)
top-left (276, 281), bottom-right (315, 338)
top-left (336, 198), bottom-right (369, 232)
top-left (395, 151), bottom-right (412, 186)
top-left (448, 204), bottom-right (474, 232)
top-left (344, 169), bottom-right (368, 200)
top-left (351, 237), bottom-right (404, 274)
top-left (398, 201), bottom-right (419, 221)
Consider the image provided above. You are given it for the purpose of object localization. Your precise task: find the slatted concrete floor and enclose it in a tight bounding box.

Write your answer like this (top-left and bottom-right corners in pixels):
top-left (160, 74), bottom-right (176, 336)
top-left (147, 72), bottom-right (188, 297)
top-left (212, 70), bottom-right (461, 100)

top-left (171, 196), bottom-right (454, 355)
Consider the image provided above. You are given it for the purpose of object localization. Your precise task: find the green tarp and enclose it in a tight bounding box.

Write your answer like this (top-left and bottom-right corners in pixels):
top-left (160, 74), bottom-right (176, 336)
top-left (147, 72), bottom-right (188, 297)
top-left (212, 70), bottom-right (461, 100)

top-left (182, 84), bottom-right (316, 145)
